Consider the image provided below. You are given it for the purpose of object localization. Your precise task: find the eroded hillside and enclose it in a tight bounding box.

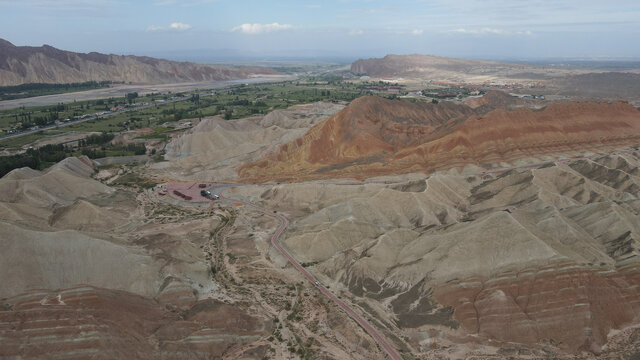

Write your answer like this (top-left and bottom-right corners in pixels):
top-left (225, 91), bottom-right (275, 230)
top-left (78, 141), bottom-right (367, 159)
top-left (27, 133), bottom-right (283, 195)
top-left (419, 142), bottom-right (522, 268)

top-left (158, 102), bottom-right (344, 180)
top-left (240, 95), bottom-right (640, 182)
top-left (4, 92), bottom-right (640, 359)
top-left (0, 154), bottom-right (386, 359)
top-left (231, 150), bottom-right (640, 357)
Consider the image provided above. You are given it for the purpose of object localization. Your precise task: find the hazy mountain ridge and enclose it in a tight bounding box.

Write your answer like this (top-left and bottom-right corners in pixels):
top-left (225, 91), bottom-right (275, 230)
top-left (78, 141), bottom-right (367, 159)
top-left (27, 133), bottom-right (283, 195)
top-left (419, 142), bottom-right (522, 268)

top-left (351, 54), bottom-right (640, 103)
top-left (0, 39), bottom-right (278, 86)
top-left (351, 53), bottom-right (504, 77)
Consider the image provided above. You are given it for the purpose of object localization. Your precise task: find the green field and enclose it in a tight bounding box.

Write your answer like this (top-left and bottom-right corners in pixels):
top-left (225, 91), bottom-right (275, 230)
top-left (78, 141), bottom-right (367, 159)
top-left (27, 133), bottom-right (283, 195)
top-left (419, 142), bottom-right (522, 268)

top-left (0, 77), bottom-right (405, 150)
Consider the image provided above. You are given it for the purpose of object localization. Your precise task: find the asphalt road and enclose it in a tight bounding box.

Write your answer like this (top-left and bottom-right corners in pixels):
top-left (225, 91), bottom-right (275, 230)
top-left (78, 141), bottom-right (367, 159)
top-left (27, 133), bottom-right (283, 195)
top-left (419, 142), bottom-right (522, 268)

top-left (218, 188), bottom-right (403, 360)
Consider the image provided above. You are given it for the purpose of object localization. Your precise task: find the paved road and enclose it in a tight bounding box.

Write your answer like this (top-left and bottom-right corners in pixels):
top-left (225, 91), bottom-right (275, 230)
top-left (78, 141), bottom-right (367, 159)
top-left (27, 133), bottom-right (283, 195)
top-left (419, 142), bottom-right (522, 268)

top-left (218, 189), bottom-right (403, 360)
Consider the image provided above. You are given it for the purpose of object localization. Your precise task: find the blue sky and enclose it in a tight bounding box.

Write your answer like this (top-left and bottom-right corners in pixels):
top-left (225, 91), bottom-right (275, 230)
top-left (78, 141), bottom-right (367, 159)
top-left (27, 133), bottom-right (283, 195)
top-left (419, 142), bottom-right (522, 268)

top-left (1, 0), bottom-right (639, 61)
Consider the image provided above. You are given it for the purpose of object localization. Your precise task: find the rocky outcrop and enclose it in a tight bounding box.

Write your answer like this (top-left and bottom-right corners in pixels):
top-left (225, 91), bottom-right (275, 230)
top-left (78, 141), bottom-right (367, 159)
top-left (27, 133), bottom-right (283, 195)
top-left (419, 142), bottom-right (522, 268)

top-left (239, 95), bottom-right (640, 182)
top-left (0, 39), bottom-right (278, 85)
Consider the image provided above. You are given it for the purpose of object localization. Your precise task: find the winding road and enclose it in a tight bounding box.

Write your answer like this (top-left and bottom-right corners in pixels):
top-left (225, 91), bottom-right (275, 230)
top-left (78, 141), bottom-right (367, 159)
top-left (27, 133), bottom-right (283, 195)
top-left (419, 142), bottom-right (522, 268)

top-left (218, 189), bottom-right (403, 360)
top-left (167, 149), bottom-right (638, 360)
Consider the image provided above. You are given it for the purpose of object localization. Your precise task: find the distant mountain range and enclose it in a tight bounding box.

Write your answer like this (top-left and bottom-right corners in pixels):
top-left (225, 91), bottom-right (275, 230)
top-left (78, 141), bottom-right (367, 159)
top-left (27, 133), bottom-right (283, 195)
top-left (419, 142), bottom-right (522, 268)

top-left (351, 54), bottom-right (504, 78)
top-left (0, 39), bottom-right (278, 86)
top-left (351, 54), bottom-right (640, 102)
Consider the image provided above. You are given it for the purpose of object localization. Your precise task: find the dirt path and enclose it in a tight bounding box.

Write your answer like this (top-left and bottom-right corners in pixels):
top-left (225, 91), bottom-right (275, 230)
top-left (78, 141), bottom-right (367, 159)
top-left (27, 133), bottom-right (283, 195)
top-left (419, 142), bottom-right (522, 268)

top-left (218, 188), bottom-right (403, 360)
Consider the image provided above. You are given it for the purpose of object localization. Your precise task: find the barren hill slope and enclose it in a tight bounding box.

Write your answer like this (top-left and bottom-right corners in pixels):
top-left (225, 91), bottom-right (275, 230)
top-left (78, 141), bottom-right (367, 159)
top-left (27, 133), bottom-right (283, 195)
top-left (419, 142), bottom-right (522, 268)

top-left (350, 53), bottom-right (574, 83)
top-left (232, 150), bottom-right (640, 356)
top-left (0, 286), bottom-right (271, 359)
top-left (159, 102), bottom-right (344, 180)
top-left (0, 39), bottom-right (278, 86)
top-left (351, 53), bottom-right (502, 77)
top-left (0, 156), bottom-right (211, 300)
top-left (239, 95), bottom-right (640, 182)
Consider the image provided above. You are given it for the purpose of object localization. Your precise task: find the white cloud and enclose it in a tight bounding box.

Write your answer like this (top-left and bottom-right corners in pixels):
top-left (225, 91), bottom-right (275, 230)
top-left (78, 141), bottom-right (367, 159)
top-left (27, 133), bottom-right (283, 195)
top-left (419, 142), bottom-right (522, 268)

top-left (446, 27), bottom-right (533, 36)
top-left (411, 29), bottom-right (423, 35)
top-left (232, 23), bottom-right (293, 34)
top-left (147, 22), bottom-right (192, 31)
top-left (449, 27), bottom-right (506, 35)
top-left (349, 29), bottom-right (364, 36)
top-left (170, 22), bottom-right (191, 30)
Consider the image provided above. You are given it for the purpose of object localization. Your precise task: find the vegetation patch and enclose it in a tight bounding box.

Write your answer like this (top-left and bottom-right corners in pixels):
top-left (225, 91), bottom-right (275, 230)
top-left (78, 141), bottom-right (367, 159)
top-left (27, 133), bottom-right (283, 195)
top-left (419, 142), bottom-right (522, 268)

top-left (0, 81), bottom-right (116, 101)
top-left (111, 172), bottom-right (157, 189)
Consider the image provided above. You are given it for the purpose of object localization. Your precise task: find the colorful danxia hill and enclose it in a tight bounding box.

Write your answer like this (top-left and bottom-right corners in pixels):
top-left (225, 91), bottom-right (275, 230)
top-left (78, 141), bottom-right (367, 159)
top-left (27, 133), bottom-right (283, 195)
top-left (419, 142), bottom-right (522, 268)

top-left (240, 95), bottom-right (640, 182)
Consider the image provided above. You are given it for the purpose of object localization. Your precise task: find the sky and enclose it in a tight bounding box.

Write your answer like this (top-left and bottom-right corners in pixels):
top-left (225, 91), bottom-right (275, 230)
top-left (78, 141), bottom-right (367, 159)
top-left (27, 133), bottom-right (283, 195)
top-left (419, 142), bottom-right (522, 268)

top-left (1, 0), bottom-right (639, 62)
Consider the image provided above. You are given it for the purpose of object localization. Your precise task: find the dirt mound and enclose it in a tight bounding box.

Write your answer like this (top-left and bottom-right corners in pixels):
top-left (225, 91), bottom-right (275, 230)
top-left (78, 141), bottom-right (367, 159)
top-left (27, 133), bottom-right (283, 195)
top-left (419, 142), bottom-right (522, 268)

top-left (239, 96), bottom-right (640, 182)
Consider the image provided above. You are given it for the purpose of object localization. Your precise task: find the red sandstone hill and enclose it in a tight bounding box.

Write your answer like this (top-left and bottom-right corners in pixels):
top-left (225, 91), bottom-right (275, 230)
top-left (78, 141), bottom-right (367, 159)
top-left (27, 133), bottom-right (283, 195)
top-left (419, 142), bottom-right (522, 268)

top-left (282, 96), bottom-right (474, 164)
top-left (238, 95), bottom-right (640, 182)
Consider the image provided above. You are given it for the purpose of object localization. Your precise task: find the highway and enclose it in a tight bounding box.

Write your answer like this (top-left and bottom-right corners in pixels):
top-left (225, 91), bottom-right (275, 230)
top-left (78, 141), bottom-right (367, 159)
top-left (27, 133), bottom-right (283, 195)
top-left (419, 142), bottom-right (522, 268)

top-left (218, 189), bottom-right (403, 360)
